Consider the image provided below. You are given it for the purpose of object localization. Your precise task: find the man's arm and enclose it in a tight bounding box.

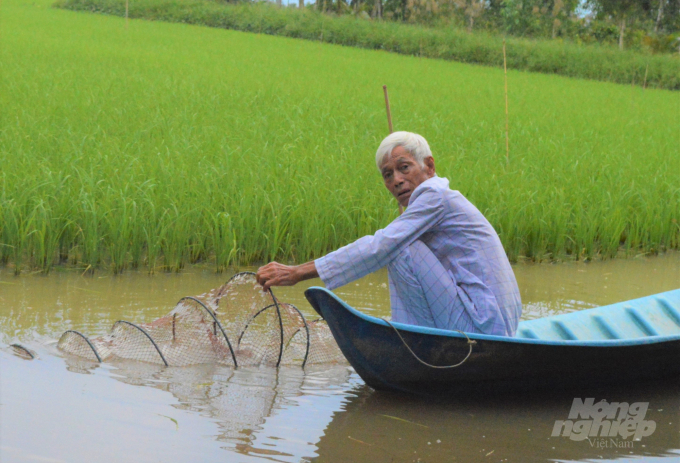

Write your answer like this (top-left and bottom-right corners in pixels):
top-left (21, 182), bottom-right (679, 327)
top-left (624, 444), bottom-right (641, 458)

top-left (257, 183), bottom-right (444, 291)
top-left (256, 261), bottom-right (318, 291)
top-left (315, 185), bottom-right (444, 290)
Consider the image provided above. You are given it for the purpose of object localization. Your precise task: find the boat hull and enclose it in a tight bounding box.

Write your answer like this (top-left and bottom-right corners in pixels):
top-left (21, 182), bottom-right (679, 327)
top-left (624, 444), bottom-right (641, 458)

top-left (305, 288), bottom-right (680, 395)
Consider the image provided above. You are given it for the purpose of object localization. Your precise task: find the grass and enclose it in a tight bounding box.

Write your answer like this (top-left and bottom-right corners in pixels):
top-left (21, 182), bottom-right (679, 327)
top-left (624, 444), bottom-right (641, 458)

top-left (1, 0), bottom-right (679, 274)
top-left (55, 0), bottom-right (680, 91)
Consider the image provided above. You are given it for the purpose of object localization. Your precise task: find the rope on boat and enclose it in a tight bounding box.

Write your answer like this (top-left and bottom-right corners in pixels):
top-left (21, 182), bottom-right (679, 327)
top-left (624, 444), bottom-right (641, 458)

top-left (383, 319), bottom-right (476, 369)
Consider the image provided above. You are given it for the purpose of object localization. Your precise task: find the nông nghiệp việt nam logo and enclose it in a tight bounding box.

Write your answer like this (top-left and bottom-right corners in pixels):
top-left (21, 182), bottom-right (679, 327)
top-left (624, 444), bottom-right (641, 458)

top-left (552, 398), bottom-right (656, 442)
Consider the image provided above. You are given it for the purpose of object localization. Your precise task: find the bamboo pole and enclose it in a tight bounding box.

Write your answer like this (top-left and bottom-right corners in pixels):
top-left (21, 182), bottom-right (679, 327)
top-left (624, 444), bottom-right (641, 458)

top-left (383, 85), bottom-right (393, 134)
top-left (503, 39), bottom-right (509, 165)
top-left (383, 86), bottom-right (403, 214)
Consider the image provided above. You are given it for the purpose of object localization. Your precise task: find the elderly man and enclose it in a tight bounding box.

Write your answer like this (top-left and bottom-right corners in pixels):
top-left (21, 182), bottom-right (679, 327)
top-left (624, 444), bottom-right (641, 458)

top-left (256, 132), bottom-right (522, 336)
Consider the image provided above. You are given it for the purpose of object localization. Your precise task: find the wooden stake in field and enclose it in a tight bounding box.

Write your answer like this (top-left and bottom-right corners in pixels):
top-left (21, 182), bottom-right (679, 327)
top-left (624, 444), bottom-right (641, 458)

top-left (383, 85), bottom-right (403, 213)
top-left (643, 63), bottom-right (649, 90)
top-left (503, 39), bottom-right (509, 165)
top-left (383, 85), bottom-right (393, 134)
top-left (125, 0), bottom-right (129, 28)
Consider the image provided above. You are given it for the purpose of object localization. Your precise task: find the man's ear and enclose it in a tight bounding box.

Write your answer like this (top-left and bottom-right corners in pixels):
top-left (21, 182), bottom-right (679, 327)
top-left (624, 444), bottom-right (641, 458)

top-left (424, 157), bottom-right (436, 177)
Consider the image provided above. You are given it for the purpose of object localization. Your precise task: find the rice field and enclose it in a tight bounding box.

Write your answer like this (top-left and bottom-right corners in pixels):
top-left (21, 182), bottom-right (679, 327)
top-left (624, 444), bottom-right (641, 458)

top-left (56, 0), bottom-right (680, 90)
top-left (1, 0), bottom-right (679, 274)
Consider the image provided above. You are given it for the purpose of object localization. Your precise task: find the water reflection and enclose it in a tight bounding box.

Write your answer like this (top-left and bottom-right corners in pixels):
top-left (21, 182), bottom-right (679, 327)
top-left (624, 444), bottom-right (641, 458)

top-left (105, 358), bottom-right (680, 462)
top-left (63, 354), bottom-right (100, 374)
top-left (1, 344), bottom-right (356, 463)
top-left (315, 379), bottom-right (680, 463)
top-left (106, 359), bottom-right (352, 461)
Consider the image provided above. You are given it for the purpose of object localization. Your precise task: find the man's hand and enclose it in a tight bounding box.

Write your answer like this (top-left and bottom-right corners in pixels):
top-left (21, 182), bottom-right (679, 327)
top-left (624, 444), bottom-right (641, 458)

top-left (256, 261), bottom-right (318, 291)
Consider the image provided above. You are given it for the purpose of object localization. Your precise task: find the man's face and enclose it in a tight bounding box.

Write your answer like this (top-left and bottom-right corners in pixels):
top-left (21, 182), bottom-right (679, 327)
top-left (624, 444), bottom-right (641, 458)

top-left (380, 146), bottom-right (435, 208)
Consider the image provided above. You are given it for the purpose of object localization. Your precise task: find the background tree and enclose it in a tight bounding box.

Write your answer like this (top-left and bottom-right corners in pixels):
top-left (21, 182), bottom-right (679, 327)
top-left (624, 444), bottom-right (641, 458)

top-left (655, 0), bottom-right (666, 32)
top-left (588, 0), bottom-right (644, 49)
top-left (406, 0), bottom-right (441, 23)
top-left (551, 0), bottom-right (564, 38)
top-left (656, 0), bottom-right (680, 33)
top-left (452, 0), bottom-right (486, 32)
top-left (304, 0), bottom-right (678, 53)
top-left (501, 0), bottom-right (578, 38)
top-left (384, 0), bottom-right (409, 20)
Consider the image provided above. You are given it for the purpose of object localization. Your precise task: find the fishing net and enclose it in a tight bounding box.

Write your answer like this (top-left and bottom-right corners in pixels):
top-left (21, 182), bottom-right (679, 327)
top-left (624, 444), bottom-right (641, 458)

top-left (57, 272), bottom-right (345, 368)
top-left (8, 343), bottom-right (36, 360)
top-left (57, 331), bottom-right (102, 362)
top-left (306, 319), bottom-right (348, 365)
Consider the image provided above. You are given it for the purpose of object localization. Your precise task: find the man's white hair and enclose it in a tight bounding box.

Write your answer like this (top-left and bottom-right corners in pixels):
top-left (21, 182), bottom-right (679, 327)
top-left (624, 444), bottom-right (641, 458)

top-left (375, 131), bottom-right (433, 170)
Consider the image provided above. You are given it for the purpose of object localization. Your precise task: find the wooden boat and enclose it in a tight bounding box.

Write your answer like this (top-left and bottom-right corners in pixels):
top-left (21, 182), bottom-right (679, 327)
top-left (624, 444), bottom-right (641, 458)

top-left (304, 287), bottom-right (680, 395)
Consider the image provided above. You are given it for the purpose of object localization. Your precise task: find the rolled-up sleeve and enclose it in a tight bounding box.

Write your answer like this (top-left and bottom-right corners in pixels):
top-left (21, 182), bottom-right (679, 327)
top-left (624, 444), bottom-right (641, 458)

top-left (314, 185), bottom-right (444, 290)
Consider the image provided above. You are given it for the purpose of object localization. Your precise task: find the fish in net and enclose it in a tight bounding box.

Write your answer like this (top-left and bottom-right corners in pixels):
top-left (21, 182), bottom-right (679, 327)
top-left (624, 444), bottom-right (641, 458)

top-left (57, 272), bottom-right (345, 368)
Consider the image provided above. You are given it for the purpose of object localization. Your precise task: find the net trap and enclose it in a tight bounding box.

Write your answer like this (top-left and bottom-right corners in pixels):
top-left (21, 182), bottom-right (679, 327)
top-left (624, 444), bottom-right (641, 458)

top-left (57, 272), bottom-right (345, 368)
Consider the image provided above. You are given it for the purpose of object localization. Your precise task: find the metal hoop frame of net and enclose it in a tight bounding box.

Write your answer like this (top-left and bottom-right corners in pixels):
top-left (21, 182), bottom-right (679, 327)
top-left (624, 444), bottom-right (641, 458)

top-left (57, 330), bottom-right (102, 362)
top-left (235, 302), bottom-right (310, 367)
top-left (9, 343), bottom-right (37, 360)
top-left (57, 272), bottom-right (345, 368)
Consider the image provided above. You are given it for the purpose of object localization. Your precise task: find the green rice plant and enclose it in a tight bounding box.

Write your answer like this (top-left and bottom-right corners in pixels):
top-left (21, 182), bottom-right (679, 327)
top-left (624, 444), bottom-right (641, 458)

top-left (0, 0), bottom-right (678, 274)
top-left (78, 194), bottom-right (102, 271)
top-left (3, 204), bottom-right (33, 275)
top-left (207, 211), bottom-right (238, 272)
top-left (142, 204), bottom-right (165, 273)
top-left (104, 196), bottom-right (134, 274)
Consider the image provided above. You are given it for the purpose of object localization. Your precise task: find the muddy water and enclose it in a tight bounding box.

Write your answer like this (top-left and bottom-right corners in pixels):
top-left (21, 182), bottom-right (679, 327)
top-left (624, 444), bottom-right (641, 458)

top-left (1, 254), bottom-right (679, 462)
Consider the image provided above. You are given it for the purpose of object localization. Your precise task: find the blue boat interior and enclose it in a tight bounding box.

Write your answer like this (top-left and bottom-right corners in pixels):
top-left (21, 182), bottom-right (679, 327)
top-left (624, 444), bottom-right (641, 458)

top-left (516, 288), bottom-right (680, 342)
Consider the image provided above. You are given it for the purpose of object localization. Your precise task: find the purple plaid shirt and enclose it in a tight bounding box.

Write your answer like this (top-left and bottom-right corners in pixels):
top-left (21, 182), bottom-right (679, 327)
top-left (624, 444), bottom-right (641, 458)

top-left (315, 176), bottom-right (522, 336)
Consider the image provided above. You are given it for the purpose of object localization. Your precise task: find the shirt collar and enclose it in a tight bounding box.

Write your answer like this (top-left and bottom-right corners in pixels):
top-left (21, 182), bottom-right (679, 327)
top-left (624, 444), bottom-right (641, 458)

top-left (408, 176), bottom-right (449, 206)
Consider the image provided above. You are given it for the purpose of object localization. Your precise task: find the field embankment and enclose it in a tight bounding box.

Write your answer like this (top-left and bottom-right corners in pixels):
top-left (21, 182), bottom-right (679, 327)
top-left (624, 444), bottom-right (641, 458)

top-left (55, 0), bottom-right (680, 90)
top-left (1, 0), bottom-right (679, 273)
